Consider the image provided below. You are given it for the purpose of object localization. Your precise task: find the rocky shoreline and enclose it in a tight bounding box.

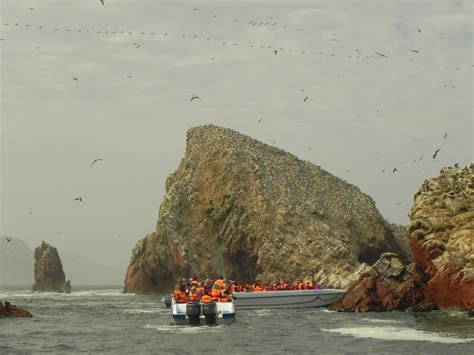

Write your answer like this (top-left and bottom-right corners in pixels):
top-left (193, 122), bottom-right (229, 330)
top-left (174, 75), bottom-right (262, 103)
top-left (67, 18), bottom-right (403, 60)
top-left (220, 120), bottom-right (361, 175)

top-left (0, 301), bottom-right (32, 318)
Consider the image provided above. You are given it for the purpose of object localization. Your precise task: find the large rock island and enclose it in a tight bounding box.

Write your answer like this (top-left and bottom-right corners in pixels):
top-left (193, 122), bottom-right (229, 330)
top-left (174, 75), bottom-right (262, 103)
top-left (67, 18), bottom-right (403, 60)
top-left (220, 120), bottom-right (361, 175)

top-left (124, 125), bottom-right (408, 294)
top-left (32, 241), bottom-right (71, 293)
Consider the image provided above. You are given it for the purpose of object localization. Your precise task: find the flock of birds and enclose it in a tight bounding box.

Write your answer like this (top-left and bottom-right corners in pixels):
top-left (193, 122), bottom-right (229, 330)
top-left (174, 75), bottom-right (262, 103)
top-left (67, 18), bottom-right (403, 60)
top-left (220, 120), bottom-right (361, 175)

top-left (1, 1), bottom-right (465, 246)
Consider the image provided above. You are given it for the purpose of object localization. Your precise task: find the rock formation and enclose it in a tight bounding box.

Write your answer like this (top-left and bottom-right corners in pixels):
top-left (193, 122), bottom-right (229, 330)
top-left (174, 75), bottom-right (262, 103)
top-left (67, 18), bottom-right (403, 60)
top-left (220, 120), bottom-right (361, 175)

top-left (329, 253), bottom-right (432, 312)
top-left (0, 301), bottom-right (33, 318)
top-left (124, 125), bottom-right (409, 294)
top-left (408, 165), bottom-right (473, 311)
top-left (32, 241), bottom-right (71, 293)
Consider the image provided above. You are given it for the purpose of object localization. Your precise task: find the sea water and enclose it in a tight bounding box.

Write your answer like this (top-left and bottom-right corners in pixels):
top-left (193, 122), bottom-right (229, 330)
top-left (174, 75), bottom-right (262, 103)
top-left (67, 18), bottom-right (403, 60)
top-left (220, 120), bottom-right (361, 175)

top-left (1, 286), bottom-right (473, 354)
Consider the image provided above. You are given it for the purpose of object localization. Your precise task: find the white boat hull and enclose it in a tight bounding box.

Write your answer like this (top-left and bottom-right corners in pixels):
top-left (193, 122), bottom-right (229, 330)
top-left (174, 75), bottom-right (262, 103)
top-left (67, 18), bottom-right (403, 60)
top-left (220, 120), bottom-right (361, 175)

top-left (231, 289), bottom-right (345, 309)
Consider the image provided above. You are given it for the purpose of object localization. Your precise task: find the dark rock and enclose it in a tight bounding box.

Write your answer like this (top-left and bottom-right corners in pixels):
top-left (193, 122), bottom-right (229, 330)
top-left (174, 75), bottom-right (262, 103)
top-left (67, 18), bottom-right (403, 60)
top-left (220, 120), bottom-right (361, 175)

top-left (32, 241), bottom-right (71, 293)
top-left (0, 301), bottom-right (33, 317)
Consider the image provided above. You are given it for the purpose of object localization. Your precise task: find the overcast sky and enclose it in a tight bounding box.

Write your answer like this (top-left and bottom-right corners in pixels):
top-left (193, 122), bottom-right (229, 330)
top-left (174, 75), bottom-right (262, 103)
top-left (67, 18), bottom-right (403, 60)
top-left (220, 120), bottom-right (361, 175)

top-left (1, 0), bottom-right (472, 280)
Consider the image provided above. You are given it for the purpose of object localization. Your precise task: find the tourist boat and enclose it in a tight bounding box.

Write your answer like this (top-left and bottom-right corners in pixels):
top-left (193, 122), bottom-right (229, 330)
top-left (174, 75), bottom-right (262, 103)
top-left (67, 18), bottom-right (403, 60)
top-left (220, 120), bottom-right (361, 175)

top-left (171, 299), bottom-right (236, 325)
top-left (231, 288), bottom-right (345, 309)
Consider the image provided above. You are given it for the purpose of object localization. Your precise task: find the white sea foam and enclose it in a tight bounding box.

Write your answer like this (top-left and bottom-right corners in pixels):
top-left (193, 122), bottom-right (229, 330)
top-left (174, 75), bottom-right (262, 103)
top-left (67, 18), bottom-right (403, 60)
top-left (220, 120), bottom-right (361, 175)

top-left (0, 289), bottom-right (134, 298)
top-left (123, 308), bottom-right (165, 314)
top-left (320, 326), bottom-right (474, 344)
top-left (144, 324), bottom-right (223, 334)
top-left (359, 318), bottom-right (400, 324)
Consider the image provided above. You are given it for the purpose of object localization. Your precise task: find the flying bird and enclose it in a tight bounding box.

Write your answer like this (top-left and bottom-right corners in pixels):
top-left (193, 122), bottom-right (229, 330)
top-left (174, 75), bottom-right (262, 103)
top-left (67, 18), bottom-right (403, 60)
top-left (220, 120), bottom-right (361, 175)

top-left (381, 169), bottom-right (386, 173)
top-left (392, 167), bottom-right (398, 173)
top-left (376, 52), bottom-right (389, 58)
top-left (274, 50), bottom-right (278, 55)
top-left (6, 237), bottom-right (11, 242)
top-left (395, 201), bottom-right (403, 205)
top-left (257, 118), bottom-right (263, 123)
top-left (432, 148), bottom-right (441, 159)
top-left (307, 146), bottom-right (312, 151)
top-left (28, 7), bottom-right (34, 10)
top-left (303, 96), bottom-right (309, 102)
top-left (73, 197), bottom-right (83, 202)
top-left (345, 169), bottom-right (350, 173)
top-left (190, 95), bottom-right (201, 102)
top-left (91, 158), bottom-right (103, 167)
top-left (100, 0), bottom-right (105, 5)
top-left (443, 132), bottom-right (447, 139)
top-left (410, 46), bottom-right (423, 53)
top-left (73, 77), bottom-right (78, 81)
top-left (417, 155), bottom-right (424, 162)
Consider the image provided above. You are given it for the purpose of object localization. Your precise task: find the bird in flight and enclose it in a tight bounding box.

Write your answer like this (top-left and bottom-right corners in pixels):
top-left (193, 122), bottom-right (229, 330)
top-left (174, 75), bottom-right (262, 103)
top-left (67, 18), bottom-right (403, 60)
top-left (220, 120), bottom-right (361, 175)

top-left (73, 197), bottom-right (83, 202)
top-left (91, 158), bottom-right (103, 167)
top-left (345, 169), bottom-right (350, 173)
top-left (443, 132), bottom-right (447, 139)
top-left (376, 52), bottom-right (389, 58)
top-left (28, 7), bottom-right (34, 10)
top-left (381, 169), bottom-right (386, 173)
top-left (392, 167), bottom-right (398, 173)
top-left (303, 96), bottom-right (309, 102)
top-left (100, 0), bottom-right (105, 5)
top-left (274, 50), bottom-right (278, 55)
top-left (73, 77), bottom-right (78, 81)
top-left (395, 201), bottom-right (403, 205)
top-left (257, 118), bottom-right (263, 123)
top-left (417, 155), bottom-right (424, 162)
top-left (432, 148), bottom-right (441, 159)
top-left (6, 237), bottom-right (12, 242)
top-left (190, 95), bottom-right (201, 102)
top-left (307, 146), bottom-right (312, 151)
top-left (410, 46), bottom-right (423, 53)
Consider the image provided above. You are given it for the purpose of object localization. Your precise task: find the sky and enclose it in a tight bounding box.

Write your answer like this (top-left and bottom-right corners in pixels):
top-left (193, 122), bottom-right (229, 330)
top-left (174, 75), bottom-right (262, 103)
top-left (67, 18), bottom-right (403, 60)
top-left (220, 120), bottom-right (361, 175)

top-left (0, 0), bottom-right (472, 283)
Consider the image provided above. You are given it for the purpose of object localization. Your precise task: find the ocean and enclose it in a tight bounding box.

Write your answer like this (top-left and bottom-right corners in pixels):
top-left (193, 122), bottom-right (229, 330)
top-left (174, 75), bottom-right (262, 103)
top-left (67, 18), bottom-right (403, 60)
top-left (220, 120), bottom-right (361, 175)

top-left (1, 286), bottom-right (473, 354)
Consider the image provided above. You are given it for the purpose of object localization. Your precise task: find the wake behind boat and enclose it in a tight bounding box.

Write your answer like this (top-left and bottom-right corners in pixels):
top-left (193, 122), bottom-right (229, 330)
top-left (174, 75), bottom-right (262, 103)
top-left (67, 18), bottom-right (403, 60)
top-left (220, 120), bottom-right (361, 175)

top-left (232, 288), bottom-right (345, 309)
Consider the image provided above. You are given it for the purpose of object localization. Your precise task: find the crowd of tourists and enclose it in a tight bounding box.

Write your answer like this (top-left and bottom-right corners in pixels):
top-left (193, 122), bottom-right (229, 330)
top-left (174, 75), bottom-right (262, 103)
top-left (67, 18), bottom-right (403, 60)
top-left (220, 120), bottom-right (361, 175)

top-left (173, 276), bottom-right (324, 303)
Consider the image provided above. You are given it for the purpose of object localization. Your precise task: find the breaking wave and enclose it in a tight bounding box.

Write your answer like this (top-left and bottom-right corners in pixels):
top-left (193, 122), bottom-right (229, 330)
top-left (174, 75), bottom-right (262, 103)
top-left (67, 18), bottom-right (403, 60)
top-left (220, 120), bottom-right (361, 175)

top-left (320, 326), bottom-right (474, 343)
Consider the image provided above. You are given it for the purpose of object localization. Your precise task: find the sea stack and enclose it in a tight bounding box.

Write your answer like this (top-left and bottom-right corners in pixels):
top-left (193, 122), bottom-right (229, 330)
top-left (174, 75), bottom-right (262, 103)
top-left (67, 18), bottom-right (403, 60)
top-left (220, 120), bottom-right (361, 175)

top-left (32, 241), bottom-right (71, 293)
top-left (124, 125), bottom-right (409, 294)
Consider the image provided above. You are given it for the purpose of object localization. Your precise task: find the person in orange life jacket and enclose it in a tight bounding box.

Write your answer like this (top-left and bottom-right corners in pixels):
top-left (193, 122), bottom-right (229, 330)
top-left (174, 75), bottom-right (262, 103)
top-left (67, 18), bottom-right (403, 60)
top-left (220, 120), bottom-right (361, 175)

top-left (174, 282), bottom-right (187, 303)
top-left (187, 286), bottom-right (199, 302)
top-left (203, 279), bottom-right (212, 295)
top-left (196, 282), bottom-right (205, 298)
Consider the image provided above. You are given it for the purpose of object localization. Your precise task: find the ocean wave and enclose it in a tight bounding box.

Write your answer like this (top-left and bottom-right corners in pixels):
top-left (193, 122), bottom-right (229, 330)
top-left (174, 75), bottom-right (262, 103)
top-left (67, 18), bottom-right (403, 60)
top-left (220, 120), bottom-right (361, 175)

top-left (0, 289), bottom-right (134, 298)
top-left (359, 318), bottom-right (400, 324)
top-left (320, 326), bottom-right (474, 344)
top-left (143, 324), bottom-right (223, 334)
top-left (123, 308), bottom-right (166, 314)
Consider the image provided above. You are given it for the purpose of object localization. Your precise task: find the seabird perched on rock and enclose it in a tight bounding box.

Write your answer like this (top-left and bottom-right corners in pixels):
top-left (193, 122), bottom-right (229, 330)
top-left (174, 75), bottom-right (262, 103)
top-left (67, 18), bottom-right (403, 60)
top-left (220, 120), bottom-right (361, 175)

top-left (454, 163), bottom-right (459, 168)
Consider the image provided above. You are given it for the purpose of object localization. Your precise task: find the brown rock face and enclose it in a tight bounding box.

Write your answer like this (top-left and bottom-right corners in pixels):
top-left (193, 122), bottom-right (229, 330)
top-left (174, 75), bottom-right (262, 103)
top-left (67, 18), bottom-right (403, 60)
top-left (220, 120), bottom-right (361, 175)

top-left (408, 166), bottom-right (474, 311)
top-left (32, 241), bottom-right (71, 293)
top-left (0, 301), bottom-right (33, 318)
top-left (124, 125), bottom-right (409, 294)
top-left (330, 253), bottom-right (431, 312)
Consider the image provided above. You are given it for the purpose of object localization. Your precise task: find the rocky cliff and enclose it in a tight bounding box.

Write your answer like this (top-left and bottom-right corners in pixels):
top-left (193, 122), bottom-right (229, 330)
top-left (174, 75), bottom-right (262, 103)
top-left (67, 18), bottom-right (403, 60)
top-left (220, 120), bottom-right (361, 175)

top-left (124, 125), bottom-right (409, 294)
top-left (32, 241), bottom-right (71, 293)
top-left (408, 165), bottom-right (473, 311)
top-left (329, 253), bottom-right (432, 312)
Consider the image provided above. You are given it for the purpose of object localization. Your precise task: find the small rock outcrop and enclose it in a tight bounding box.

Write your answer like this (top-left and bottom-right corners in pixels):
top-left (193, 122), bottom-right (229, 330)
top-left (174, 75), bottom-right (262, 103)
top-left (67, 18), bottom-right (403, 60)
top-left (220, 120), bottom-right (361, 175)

top-left (408, 165), bottom-right (473, 311)
top-left (32, 241), bottom-right (71, 293)
top-left (330, 253), bottom-right (431, 312)
top-left (0, 301), bottom-right (32, 318)
top-left (124, 125), bottom-right (409, 294)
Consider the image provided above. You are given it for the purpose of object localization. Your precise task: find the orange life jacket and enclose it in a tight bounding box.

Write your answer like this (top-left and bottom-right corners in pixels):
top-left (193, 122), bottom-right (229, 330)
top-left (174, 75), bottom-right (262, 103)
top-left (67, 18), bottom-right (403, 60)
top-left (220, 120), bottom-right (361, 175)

top-left (188, 291), bottom-right (198, 302)
top-left (177, 291), bottom-right (187, 303)
top-left (201, 295), bottom-right (213, 303)
top-left (211, 289), bottom-right (222, 300)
